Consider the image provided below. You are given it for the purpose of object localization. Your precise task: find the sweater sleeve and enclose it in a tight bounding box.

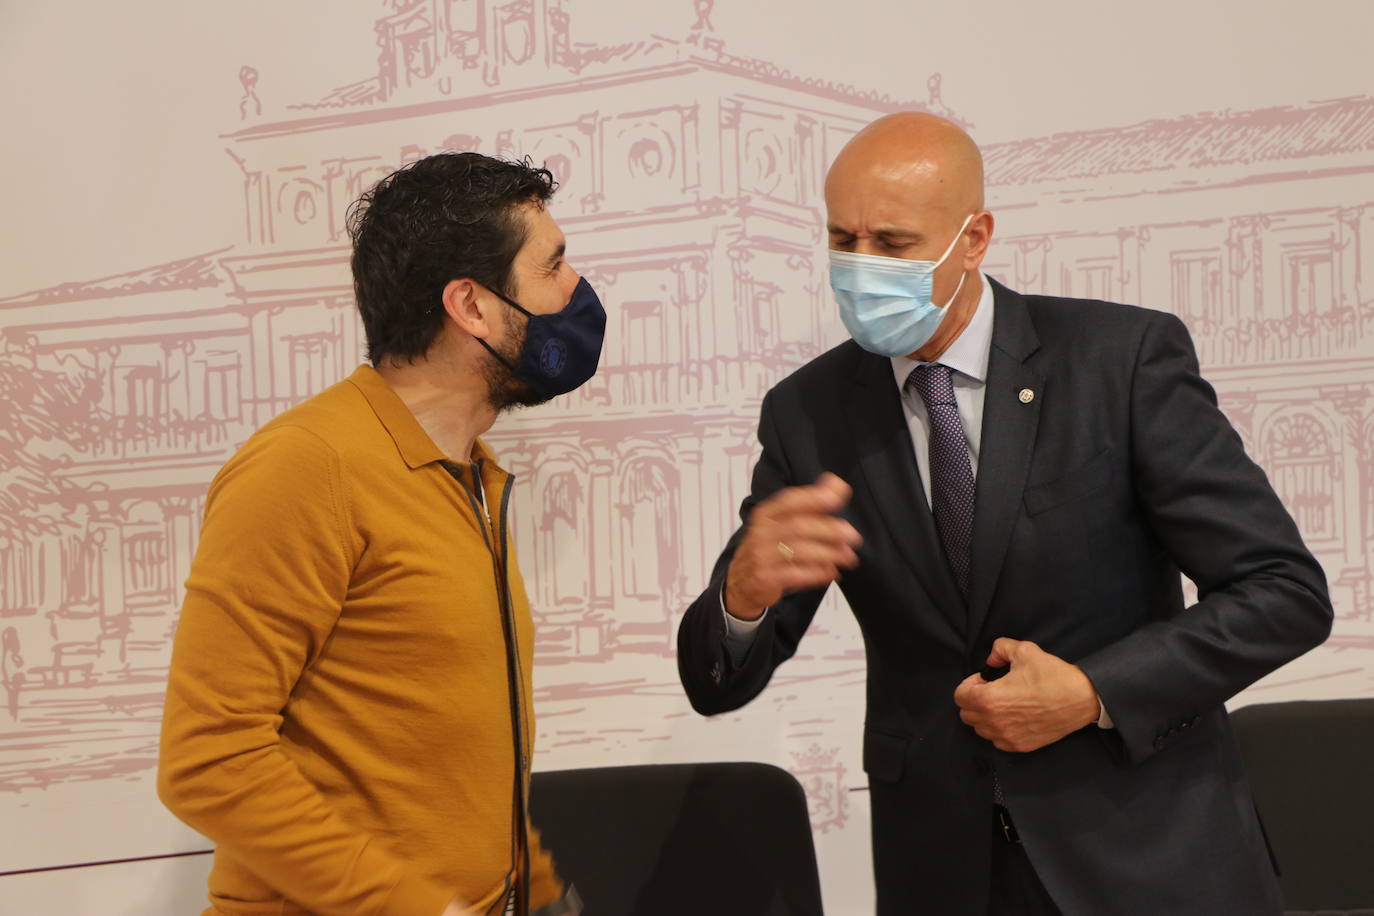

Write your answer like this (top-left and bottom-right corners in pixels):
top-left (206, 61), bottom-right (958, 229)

top-left (157, 425), bottom-right (454, 916)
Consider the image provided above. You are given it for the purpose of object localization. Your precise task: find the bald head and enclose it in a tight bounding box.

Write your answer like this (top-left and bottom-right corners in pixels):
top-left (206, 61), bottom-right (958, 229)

top-left (828, 112), bottom-right (984, 219)
top-left (824, 112), bottom-right (990, 264)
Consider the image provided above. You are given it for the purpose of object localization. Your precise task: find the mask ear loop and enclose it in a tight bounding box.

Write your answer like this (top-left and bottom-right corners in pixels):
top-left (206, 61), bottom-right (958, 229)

top-left (937, 269), bottom-right (968, 310)
top-left (932, 213), bottom-right (976, 308)
top-left (931, 213), bottom-right (976, 269)
top-left (474, 336), bottom-right (517, 372)
top-left (473, 283), bottom-right (530, 371)
top-left (489, 286), bottom-right (533, 318)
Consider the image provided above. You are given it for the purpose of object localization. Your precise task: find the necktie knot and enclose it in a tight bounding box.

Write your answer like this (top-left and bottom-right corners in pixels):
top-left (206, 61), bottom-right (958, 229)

top-left (907, 363), bottom-right (957, 410)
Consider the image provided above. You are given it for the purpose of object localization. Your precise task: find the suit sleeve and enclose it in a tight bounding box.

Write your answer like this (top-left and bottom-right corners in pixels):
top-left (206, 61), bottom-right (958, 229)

top-left (1077, 312), bottom-right (1333, 764)
top-left (157, 426), bottom-right (454, 916)
top-left (677, 390), bottom-right (829, 715)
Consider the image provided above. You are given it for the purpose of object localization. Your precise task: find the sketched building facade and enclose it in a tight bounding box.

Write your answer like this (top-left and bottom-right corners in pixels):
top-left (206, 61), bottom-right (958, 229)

top-left (1, 0), bottom-right (1371, 805)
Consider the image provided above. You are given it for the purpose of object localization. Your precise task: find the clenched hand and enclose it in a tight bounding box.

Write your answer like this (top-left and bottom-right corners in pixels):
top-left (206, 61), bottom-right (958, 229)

top-left (953, 638), bottom-right (1101, 753)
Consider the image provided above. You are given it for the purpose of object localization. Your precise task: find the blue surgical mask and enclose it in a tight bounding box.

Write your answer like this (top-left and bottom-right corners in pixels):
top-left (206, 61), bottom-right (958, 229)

top-left (829, 213), bottom-right (973, 357)
top-left (477, 276), bottom-right (607, 399)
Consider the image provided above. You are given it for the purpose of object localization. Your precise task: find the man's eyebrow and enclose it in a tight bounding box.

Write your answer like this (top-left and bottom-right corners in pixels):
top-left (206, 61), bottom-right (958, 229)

top-left (825, 225), bottom-right (925, 242)
top-left (873, 227), bottom-right (924, 242)
top-left (545, 242), bottom-right (566, 267)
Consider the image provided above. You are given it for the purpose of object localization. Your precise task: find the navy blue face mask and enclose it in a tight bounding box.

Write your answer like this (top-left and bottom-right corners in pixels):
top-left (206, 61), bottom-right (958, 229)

top-left (476, 276), bottom-right (607, 400)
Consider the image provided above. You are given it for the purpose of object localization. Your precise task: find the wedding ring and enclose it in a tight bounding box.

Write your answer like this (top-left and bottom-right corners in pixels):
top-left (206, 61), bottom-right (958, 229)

top-left (777, 541), bottom-right (796, 562)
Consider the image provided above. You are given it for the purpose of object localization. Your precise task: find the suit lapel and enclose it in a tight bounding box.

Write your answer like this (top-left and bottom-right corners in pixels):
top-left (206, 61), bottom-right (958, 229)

top-left (843, 349), bottom-right (968, 640)
top-left (967, 280), bottom-right (1043, 645)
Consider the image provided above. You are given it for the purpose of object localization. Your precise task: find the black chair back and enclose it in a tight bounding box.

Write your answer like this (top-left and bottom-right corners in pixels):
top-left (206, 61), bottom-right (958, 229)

top-left (530, 761), bottom-right (824, 916)
top-left (1231, 698), bottom-right (1374, 916)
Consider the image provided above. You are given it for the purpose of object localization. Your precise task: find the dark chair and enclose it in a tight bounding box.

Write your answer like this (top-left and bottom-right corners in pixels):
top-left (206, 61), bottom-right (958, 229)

top-left (1230, 698), bottom-right (1374, 916)
top-left (529, 762), bottom-right (824, 916)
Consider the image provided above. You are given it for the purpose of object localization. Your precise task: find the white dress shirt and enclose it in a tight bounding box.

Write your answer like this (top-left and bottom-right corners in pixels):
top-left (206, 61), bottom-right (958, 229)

top-left (719, 273), bottom-right (1111, 727)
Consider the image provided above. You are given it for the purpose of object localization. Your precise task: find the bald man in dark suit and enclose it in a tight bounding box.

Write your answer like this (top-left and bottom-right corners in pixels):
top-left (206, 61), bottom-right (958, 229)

top-left (677, 113), bottom-right (1332, 915)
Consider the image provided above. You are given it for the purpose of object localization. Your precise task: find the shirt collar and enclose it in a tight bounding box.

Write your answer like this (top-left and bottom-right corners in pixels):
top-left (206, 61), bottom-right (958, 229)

top-left (889, 272), bottom-right (995, 391)
top-left (347, 364), bottom-right (485, 470)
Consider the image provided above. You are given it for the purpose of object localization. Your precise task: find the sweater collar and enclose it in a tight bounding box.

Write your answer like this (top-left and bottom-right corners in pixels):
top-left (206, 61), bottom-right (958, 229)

top-left (347, 364), bottom-right (500, 471)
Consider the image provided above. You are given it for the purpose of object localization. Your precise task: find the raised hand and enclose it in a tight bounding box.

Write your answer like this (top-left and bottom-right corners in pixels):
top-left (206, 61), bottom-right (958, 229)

top-left (723, 473), bottom-right (862, 620)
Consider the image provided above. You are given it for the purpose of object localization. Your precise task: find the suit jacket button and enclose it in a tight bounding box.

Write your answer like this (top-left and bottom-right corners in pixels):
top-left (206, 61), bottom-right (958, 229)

top-left (1153, 735), bottom-right (1166, 751)
top-left (710, 662), bottom-right (723, 685)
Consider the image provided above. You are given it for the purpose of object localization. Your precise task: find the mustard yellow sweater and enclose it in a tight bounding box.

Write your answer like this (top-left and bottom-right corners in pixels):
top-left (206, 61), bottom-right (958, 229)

top-left (159, 366), bottom-right (562, 916)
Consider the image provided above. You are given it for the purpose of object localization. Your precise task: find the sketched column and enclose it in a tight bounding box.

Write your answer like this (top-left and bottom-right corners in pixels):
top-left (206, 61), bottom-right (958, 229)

top-left (1338, 205), bottom-right (1371, 350)
top-left (33, 529), bottom-right (62, 619)
top-left (1337, 206), bottom-right (1362, 310)
top-left (1117, 226), bottom-right (1145, 308)
top-left (90, 507), bottom-right (128, 673)
top-left (1326, 386), bottom-right (1372, 619)
top-left (246, 304), bottom-right (276, 425)
top-left (1354, 205), bottom-right (1374, 309)
top-left (677, 443), bottom-right (706, 609)
top-left (586, 452), bottom-right (616, 655)
top-left (93, 344), bottom-right (120, 418)
top-left (91, 510), bottom-right (125, 629)
top-left (718, 99), bottom-right (742, 199)
top-left (160, 495), bottom-right (198, 611)
top-left (723, 423), bottom-right (759, 537)
top-left (1013, 237), bottom-right (1052, 293)
top-left (162, 338), bottom-right (194, 435)
top-left (1230, 214), bottom-right (1268, 319)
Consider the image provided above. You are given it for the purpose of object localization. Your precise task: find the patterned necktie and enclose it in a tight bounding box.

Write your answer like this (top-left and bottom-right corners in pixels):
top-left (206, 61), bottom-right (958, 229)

top-left (907, 364), bottom-right (976, 596)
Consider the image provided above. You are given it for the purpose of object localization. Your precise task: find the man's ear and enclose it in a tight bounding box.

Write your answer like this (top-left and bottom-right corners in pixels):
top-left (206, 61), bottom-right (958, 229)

top-left (963, 210), bottom-right (995, 270)
top-left (442, 278), bottom-right (494, 339)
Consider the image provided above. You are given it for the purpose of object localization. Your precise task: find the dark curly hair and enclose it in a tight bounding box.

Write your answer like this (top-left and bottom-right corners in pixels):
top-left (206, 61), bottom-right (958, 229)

top-left (346, 152), bottom-right (558, 365)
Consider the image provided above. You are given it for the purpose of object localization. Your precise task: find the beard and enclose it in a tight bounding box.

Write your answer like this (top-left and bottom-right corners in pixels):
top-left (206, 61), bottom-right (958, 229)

top-left (480, 312), bottom-right (551, 413)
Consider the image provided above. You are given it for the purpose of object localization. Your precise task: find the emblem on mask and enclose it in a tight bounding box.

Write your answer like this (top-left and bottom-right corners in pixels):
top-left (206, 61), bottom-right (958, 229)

top-left (540, 339), bottom-right (568, 376)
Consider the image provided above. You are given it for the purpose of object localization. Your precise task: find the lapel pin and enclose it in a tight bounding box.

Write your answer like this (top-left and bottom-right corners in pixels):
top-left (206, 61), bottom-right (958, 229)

top-left (1019, 388), bottom-right (1035, 404)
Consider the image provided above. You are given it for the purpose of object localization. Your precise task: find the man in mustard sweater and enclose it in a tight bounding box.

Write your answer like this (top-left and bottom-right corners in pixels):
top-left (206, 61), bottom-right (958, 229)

top-left (158, 153), bottom-right (603, 916)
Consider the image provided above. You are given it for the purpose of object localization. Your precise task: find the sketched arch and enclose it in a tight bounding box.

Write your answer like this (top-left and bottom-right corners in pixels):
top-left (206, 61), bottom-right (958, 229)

top-left (526, 445), bottom-right (594, 610)
top-left (1255, 402), bottom-right (1343, 543)
top-left (613, 445), bottom-right (682, 602)
top-left (1255, 403), bottom-right (1341, 463)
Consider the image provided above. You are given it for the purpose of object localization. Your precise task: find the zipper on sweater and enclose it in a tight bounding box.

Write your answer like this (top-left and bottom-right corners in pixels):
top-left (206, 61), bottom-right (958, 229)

top-left (494, 471), bottom-right (532, 916)
top-left (450, 460), bottom-right (530, 916)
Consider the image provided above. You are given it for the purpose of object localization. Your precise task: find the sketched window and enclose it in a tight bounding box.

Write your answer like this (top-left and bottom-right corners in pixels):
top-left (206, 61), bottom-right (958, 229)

top-left (123, 366), bottom-right (162, 418)
top-left (62, 532), bottom-right (100, 609)
top-left (622, 300), bottom-right (665, 364)
top-left (619, 458), bottom-right (679, 601)
top-left (288, 333), bottom-right (335, 402)
top-left (540, 471), bottom-right (588, 607)
top-left (203, 360), bottom-right (242, 421)
top-left (1284, 246), bottom-right (1334, 317)
top-left (0, 537), bottom-right (36, 615)
top-left (1076, 263), bottom-right (1115, 300)
top-left (1170, 252), bottom-right (1222, 321)
top-left (123, 530), bottom-right (170, 606)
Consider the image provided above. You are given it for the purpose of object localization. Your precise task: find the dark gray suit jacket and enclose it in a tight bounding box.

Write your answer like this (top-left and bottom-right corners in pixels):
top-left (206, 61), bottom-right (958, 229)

top-left (677, 279), bottom-right (1333, 915)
